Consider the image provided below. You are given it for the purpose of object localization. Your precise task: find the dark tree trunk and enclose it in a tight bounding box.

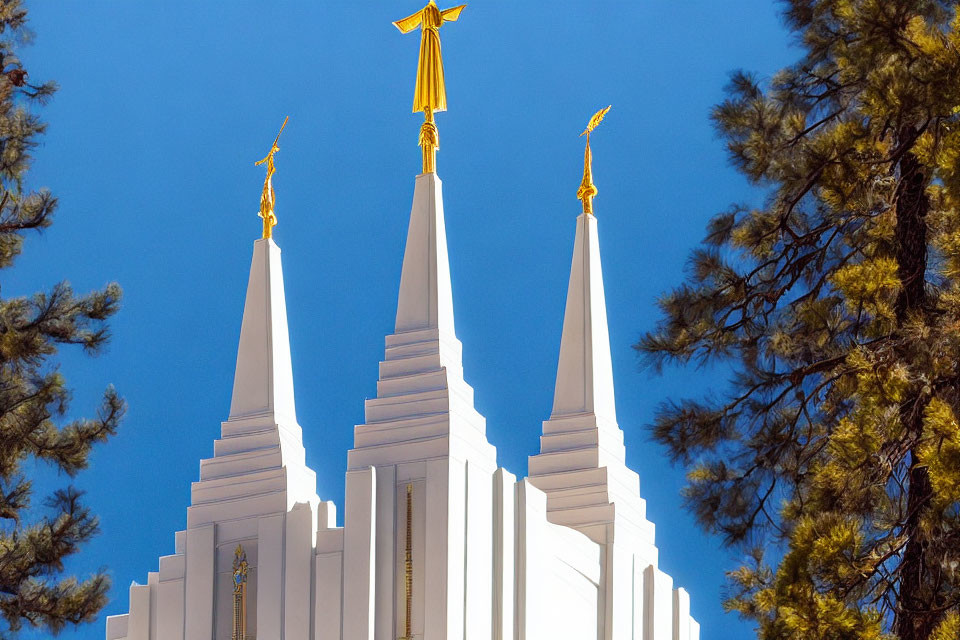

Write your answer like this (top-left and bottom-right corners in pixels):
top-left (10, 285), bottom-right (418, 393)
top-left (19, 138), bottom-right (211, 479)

top-left (892, 141), bottom-right (938, 640)
top-left (893, 148), bottom-right (928, 321)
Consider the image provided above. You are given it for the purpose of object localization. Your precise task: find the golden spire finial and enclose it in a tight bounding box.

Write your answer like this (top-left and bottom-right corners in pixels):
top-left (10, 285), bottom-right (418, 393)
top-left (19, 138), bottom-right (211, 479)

top-left (393, 2), bottom-right (466, 174)
top-left (255, 116), bottom-right (289, 239)
top-left (577, 105), bottom-right (610, 215)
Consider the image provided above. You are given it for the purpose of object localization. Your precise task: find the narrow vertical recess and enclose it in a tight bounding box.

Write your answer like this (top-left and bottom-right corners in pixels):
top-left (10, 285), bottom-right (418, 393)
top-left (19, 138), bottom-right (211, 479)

top-left (402, 483), bottom-right (413, 640)
top-left (232, 545), bottom-right (248, 640)
top-left (630, 554), bottom-right (635, 640)
top-left (462, 466), bottom-right (469, 640)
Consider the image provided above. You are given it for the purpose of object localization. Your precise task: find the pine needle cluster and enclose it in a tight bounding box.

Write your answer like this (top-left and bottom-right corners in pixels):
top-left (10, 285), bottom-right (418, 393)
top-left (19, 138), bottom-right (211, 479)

top-left (639, 2), bottom-right (960, 639)
top-left (0, 1), bottom-right (124, 637)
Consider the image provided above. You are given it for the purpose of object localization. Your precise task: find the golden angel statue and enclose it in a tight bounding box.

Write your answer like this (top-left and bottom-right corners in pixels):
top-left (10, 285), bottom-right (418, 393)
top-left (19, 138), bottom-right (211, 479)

top-left (255, 116), bottom-right (289, 239)
top-left (393, 0), bottom-right (465, 114)
top-left (393, 1), bottom-right (466, 173)
top-left (577, 106), bottom-right (610, 215)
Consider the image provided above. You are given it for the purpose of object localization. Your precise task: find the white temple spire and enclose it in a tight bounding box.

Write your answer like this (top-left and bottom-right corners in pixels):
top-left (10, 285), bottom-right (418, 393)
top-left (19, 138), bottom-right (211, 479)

top-left (529, 210), bottom-right (652, 547)
top-left (347, 170), bottom-right (498, 640)
top-left (193, 235), bottom-right (317, 520)
top-left (228, 237), bottom-right (297, 425)
top-left (394, 172), bottom-right (456, 337)
top-left (551, 211), bottom-right (617, 422)
top-left (349, 169), bottom-right (495, 467)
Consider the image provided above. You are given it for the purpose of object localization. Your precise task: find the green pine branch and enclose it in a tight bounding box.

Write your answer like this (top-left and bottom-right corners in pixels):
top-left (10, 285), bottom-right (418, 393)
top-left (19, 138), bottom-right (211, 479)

top-left (0, 1), bottom-right (123, 637)
top-left (639, 2), bottom-right (960, 639)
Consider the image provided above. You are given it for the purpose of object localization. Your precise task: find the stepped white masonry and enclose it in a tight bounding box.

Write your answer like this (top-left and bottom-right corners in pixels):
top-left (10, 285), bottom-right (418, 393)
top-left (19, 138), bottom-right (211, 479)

top-left (529, 212), bottom-right (651, 546)
top-left (106, 238), bottom-right (325, 640)
top-left (343, 171), bottom-right (499, 640)
top-left (529, 211), bottom-right (696, 639)
top-left (197, 238), bottom-right (320, 517)
top-left (106, 183), bottom-right (699, 640)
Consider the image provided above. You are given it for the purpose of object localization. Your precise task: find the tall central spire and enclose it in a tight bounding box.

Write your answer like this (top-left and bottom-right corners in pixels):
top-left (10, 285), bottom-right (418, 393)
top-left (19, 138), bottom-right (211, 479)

top-left (394, 172), bottom-right (456, 337)
top-left (345, 121), bottom-right (497, 640)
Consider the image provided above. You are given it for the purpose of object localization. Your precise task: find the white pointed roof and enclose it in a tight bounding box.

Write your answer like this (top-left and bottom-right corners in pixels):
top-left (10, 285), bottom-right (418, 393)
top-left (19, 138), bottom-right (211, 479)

top-left (552, 212), bottom-right (617, 422)
top-left (185, 237), bottom-right (319, 526)
top-left (348, 171), bottom-right (496, 472)
top-left (529, 211), bottom-right (652, 546)
top-left (229, 238), bottom-right (297, 426)
top-left (395, 172), bottom-right (457, 338)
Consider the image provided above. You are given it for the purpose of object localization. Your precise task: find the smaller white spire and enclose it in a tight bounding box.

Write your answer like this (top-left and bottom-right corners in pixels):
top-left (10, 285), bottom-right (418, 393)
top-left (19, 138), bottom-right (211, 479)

top-left (228, 238), bottom-right (297, 425)
top-left (190, 236), bottom-right (318, 525)
top-left (529, 211), bottom-right (653, 546)
top-left (551, 212), bottom-right (616, 422)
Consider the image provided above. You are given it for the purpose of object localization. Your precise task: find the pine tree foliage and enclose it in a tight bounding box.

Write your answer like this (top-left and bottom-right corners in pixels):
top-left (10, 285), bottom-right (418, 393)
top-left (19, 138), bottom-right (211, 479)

top-left (0, 1), bottom-right (123, 637)
top-left (638, 2), bottom-right (960, 639)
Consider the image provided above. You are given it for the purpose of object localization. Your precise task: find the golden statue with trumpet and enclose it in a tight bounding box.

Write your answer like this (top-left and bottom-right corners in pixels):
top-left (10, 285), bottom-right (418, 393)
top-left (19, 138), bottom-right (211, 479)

top-left (255, 116), bottom-right (289, 239)
top-left (578, 106), bottom-right (610, 215)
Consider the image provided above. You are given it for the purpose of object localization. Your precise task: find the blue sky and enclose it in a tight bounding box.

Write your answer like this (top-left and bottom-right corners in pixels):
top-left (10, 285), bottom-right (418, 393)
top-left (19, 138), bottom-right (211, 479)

top-left (13, 2), bottom-right (798, 639)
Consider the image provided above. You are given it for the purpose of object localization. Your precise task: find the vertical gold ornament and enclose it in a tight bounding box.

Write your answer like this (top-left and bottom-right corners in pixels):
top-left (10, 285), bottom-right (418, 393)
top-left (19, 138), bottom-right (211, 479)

top-left (232, 545), bottom-right (249, 640)
top-left (577, 106), bottom-right (611, 215)
top-left (419, 107), bottom-right (439, 175)
top-left (255, 116), bottom-right (289, 239)
top-left (400, 483), bottom-right (414, 640)
top-left (393, 1), bottom-right (466, 174)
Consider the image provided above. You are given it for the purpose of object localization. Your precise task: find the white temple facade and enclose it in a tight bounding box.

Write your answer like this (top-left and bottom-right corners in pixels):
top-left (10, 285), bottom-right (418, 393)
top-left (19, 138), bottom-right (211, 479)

top-left (104, 166), bottom-right (700, 640)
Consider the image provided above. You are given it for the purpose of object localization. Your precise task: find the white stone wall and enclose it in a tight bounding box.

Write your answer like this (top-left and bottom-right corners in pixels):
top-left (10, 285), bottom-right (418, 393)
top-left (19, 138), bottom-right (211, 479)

top-left (108, 468), bottom-right (701, 640)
